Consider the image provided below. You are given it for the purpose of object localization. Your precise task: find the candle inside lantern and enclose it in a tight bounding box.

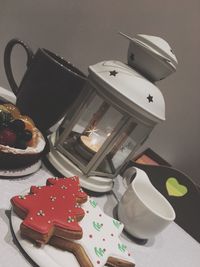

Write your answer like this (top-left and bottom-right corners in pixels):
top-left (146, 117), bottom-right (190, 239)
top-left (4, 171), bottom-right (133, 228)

top-left (80, 135), bottom-right (102, 153)
top-left (80, 126), bottom-right (112, 153)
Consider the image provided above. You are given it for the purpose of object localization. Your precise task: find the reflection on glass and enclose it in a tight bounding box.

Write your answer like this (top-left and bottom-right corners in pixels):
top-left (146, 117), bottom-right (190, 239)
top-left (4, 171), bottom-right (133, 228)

top-left (97, 122), bottom-right (151, 175)
top-left (62, 94), bottom-right (123, 166)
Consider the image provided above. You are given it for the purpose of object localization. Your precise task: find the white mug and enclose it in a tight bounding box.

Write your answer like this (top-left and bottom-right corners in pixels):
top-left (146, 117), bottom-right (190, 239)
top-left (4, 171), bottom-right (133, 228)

top-left (118, 167), bottom-right (176, 240)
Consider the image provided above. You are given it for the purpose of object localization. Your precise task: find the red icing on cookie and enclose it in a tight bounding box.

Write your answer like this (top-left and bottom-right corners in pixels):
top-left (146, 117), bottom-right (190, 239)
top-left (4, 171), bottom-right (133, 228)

top-left (11, 177), bottom-right (87, 236)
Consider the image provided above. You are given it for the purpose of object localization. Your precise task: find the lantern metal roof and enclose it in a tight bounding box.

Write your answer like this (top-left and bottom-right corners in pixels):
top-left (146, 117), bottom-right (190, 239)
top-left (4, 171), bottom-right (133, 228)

top-left (88, 33), bottom-right (178, 124)
top-left (88, 60), bottom-right (165, 123)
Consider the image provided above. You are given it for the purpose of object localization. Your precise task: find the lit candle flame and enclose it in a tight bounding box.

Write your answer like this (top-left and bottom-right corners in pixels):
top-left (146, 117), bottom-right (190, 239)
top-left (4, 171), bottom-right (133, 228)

top-left (85, 127), bottom-right (99, 137)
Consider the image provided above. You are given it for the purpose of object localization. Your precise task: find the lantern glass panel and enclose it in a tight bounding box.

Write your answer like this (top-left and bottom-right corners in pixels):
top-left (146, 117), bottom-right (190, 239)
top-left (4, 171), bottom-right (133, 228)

top-left (96, 121), bottom-right (152, 175)
top-left (61, 94), bottom-right (123, 166)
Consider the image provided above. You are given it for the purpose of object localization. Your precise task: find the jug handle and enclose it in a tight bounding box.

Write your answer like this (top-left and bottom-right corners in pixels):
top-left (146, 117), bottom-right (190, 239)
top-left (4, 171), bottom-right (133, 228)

top-left (123, 167), bottom-right (170, 203)
top-left (123, 166), bottom-right (152, 186)
top-left (112, 167), bottom-right (145, 202)
top-left (4, 38), bottom-right (34, 95)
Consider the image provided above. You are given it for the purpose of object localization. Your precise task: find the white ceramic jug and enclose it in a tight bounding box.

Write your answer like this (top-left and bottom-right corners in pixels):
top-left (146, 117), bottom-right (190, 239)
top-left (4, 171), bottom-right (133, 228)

top-left (118, 167), bottom-right (176, 240)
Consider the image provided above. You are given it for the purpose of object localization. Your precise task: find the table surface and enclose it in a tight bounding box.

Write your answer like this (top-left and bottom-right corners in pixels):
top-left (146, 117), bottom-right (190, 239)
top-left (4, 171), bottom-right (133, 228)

top-left (0, 87), bottom-right (200, 267)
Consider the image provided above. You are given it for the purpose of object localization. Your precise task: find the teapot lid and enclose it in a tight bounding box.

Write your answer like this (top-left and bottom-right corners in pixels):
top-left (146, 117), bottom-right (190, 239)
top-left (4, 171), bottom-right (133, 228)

top-left (120, 32), bottom-right (178, 82)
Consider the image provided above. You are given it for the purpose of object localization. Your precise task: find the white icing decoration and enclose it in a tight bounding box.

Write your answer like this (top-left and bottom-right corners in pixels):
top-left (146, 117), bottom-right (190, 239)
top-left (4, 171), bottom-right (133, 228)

top-left (67, 216), bottom-right (75, 223)
top-left (71, 176), bottom-right (77, 181)
top-left (18, 195), bottom-right (26, 199)
top-left (70, 198), bottom-right (135, 267)
top-left (61, 185), bottom-right (67, 190)
top-left (50, 196), bottom-right (56, 202)
top-left (37, 210), bottom-right (45, 216)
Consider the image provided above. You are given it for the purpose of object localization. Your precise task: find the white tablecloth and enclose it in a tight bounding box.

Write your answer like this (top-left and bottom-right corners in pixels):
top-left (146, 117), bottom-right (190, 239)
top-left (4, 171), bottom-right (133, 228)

top-left (0, 87), bottom-right (200, 267)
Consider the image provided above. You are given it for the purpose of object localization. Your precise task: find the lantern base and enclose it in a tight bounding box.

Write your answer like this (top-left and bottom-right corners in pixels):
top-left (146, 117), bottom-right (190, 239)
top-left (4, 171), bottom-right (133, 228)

top-left (47, 133), bottom-right (114, 193)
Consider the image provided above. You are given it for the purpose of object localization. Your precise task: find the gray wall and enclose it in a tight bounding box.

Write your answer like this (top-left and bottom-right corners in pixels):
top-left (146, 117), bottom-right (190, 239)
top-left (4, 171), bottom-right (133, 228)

top-left (0, 0), bottom-right (199, 184)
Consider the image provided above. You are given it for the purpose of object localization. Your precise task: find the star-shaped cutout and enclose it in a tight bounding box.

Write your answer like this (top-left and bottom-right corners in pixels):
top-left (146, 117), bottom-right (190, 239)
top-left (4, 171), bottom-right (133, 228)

top-left (109, 70), bottom-right (118, 76)
top-left (147, 94), bottom-right (153, 103)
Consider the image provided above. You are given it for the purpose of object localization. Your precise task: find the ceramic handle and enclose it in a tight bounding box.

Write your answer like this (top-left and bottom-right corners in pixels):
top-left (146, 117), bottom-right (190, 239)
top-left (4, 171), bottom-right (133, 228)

top-left (4, 38), bottom-right (34, 95)
top-left (122, 167), bottom-right (137, 187)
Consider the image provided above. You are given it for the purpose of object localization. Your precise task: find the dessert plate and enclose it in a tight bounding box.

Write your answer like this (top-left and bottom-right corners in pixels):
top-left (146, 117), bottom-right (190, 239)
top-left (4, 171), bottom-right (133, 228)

top-left (11, 207), bottom-right (85, 267)
top-left (0, 160), bottom-right (42, 178)
top-left (10, 189), bottom-right (115, 267)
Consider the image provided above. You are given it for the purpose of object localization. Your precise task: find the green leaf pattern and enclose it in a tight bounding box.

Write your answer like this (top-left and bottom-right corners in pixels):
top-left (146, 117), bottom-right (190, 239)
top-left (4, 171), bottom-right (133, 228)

top-left (118, 243), bottom-right (127, 253)
top-left (93, 221), bottom-right (103, 231)
top-left (89, 199), bottom-right (97, 208)
top-left (94, 247), bottom-right (105, 257)
top-left (113, 219), bottom-right (121, 229)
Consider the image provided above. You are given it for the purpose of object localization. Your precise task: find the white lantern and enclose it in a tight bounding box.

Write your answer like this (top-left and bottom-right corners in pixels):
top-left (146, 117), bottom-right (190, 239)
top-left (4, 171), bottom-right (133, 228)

top-left (48, 33), bottom-right (177, 192)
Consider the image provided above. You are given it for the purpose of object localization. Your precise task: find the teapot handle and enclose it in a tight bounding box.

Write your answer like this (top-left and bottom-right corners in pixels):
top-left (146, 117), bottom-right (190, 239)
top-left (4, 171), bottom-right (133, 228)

top-left (4, 38), bottom-right (34, 95)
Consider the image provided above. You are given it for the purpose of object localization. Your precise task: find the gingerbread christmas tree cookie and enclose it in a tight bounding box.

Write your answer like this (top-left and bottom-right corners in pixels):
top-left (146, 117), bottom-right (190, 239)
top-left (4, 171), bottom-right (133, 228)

top-left (50, 198), bottom-right (135, 267)
top-left (11, 176), bottom-right (88, 245)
